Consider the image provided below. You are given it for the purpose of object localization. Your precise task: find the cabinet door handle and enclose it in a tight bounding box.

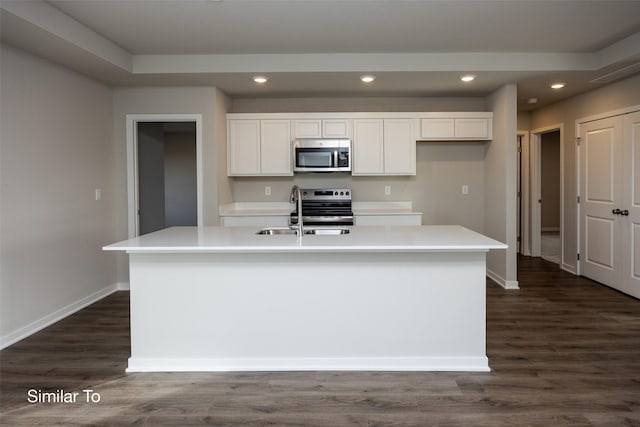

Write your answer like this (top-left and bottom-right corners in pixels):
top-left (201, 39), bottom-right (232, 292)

top-left (621, 209), bottom-right (629, 216)
top-left (612, 208), bottom-right (622, 215)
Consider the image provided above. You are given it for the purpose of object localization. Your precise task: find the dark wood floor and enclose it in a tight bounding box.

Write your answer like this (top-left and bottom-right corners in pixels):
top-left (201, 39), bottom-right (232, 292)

top-left (1, 256), bottom-right (639, 426)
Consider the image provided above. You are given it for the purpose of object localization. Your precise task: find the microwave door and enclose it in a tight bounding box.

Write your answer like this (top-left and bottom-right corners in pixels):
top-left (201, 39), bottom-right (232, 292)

top-left (298, 151), bottom-right (332, 168)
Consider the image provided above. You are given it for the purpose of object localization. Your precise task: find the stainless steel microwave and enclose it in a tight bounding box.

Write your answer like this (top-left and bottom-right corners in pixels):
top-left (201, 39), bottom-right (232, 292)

top-left (293, 138), bottom-right (351, 172)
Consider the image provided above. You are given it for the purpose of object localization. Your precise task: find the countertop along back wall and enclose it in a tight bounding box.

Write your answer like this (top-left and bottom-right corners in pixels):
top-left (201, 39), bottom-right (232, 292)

top-left (228, 96), bottom-right (488, 233)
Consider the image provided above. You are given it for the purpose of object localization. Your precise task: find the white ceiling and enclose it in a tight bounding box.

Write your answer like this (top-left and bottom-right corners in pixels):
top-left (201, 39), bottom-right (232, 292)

top-left (2, 0), bottom-right (640, 111)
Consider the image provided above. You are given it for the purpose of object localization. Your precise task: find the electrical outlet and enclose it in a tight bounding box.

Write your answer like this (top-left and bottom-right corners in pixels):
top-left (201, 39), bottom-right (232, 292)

top-left (462, 185), bottom-right (469, 195)
top-left (384, 185), bottom-right (391, 196)
top-left (264, 186), bottom-right (271, 196)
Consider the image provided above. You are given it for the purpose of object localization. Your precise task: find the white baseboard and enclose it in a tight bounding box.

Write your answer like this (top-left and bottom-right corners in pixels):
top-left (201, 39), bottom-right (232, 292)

top-left (562, 262), bottom-right (577, 275)
top-left (126, 356), bottom-right (491, 372)
top-left (486, 269), bottom-right (520, 290)
top-left (117, 281), bottom-right (130, 291)
top-left (0, 284), bottom-right (120, 350)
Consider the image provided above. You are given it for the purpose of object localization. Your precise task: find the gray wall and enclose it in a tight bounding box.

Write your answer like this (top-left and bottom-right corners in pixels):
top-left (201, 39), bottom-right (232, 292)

top-left (485, 84), bottom-right (518, 287)
top-left (529, 73), bottom-right (640, 271)
top-left (540, 131), bottom-right (560, 231)
top-left (164, 131), bottom-right (197, 227)
top-left (0, 44), bottom-right (117, 345)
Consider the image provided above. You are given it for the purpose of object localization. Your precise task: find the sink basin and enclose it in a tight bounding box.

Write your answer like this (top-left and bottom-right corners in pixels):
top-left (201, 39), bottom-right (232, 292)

top-left (304, 228), bottom-right (350, 235)
top-left (256, 227), bottom-right (299, 235)
top-left (256, 227), bottom-right (350, 236)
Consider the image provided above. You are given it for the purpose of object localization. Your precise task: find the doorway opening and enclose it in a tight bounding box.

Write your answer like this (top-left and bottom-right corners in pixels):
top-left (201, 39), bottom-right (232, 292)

top-left (530, 124), bottom-right (564, 266)
top-left (137, 122), bottom-right (197, 235)
top-left (126, 114), bottom-right (203, 237)
top-left (539, 130), bottom-right (561, 264)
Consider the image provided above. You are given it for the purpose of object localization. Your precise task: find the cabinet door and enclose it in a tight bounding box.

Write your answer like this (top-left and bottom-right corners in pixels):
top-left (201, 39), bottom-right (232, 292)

top-left (293, 120), bottom-right (322, 138)
top-left (228, 120), bottom-right (261, 175)
top-left (353, 119), bottom-right (384, 175)
top-left (323, 119), bottom-right (351, 138)
top-left (261, 120), bottom-right (292, 175)
top-left (384, 119), bottom-right (416, 175)
top-left (455, 118), bottom-right (490, 139)
top-left (293, 119), bottom-right (351, 138)
top-left (420, 118), bottom-right (455, 139)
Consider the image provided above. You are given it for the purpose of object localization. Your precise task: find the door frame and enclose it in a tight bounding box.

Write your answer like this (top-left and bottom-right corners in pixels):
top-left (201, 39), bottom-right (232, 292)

top-left (517, 131), bottom-right (531, 256)
top-left (575, 104), bottom-right (640, 275)
top-left (126, 114), bottom-right (203, 237)
top-left (529, 124), bottom-right (564, 263)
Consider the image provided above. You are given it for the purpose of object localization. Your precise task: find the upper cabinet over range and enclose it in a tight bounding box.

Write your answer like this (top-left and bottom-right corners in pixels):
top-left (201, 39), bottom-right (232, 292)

top-left (226, 112), bottom-right (492, 177)
top-left (293, 119), bottom-right (351, 139)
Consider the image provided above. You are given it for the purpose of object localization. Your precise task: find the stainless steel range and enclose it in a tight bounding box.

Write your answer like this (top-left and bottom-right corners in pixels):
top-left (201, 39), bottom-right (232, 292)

top-left (290, 188), bottom-right (353, 226)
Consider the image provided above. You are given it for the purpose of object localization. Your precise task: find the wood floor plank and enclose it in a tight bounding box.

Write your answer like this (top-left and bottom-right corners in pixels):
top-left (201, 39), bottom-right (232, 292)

top-left (1, 256), bottom-right (639, 426)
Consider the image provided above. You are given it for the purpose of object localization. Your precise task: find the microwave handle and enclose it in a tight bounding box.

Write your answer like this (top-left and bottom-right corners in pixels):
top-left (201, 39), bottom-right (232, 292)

top-left (333, 150), bottom-right (338, 167)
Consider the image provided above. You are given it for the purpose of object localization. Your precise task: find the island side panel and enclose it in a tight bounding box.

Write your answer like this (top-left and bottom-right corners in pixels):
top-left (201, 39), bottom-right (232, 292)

top-left (127, 251), bottom-right (488, 372)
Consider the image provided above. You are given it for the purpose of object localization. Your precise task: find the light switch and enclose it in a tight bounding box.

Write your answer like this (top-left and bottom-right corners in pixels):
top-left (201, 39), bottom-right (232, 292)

top-left (95, 189), bottom-right (102, 201)
top-left (265, 186), bottom-right (271, 196)
top-left (462, 185), bottom-right (469, 195)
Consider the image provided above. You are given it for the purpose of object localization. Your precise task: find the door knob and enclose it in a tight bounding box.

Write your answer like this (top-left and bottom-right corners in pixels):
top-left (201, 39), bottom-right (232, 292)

top-left (621, 209), bottom-right (629, 216)
top-left (612, 208), bottom-right (622, 215)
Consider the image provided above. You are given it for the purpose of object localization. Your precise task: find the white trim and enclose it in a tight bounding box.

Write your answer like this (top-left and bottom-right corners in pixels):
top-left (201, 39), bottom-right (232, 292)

top-left (518, 130), bottom-right (531, 256)
top-left (126, 356), bottom-right (490, 372)
top-left (486, 269), bottom-right (520, 290)
top-left (0, 285), bottom-right (120, 350)
top-left (227, 111), bottom-right (493, 120)
top-left (562, 262), bottom-right (577, 275)
top-left (576, 105), bottom-right (640, 126)
top-left (117, 282), bottom-right (131, 291)
top-left (126, 114), bottom-right (203, 237)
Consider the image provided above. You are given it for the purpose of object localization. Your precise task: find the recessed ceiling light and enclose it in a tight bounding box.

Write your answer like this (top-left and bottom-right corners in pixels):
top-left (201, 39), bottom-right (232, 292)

top-left (550, 82), bottom-right (566, 89)
top-left (527, 97), bottom-right (538, 104)
top-left (460, 74), bottom-right (476, 82)
top-left (360, 75), bottom-right (376, 83)
top-left (253, 75), bottom-right (268, 84)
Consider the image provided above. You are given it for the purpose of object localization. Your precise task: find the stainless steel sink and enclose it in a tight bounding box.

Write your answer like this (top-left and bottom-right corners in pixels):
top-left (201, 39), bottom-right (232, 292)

top-left (256, 227), bottom-right (299, 235)
top-left (256, 227), bottom-right (350, 236)
top-left (304, 228), bottom-right (350, 235)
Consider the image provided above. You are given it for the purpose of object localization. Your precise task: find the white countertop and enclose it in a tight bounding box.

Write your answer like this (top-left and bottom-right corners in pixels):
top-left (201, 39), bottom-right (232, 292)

top-left (352, 202), bottom-right (422, 216)
top-left (219, 202), bottom-right (293, 216)
top-left (104, 225), bottom-right (506, 253)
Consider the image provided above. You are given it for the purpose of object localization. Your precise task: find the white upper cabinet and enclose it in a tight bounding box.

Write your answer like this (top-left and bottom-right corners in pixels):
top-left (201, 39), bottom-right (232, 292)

top-left (352, 118), bottom-right (416, 176)
top-left (420, 114), bottom-right (492, 141)
top-left (260, 120), bottom-right (292, 175)
top-left (227, 112), bottom-right (492, 177)
top-left (353, 119), bottom-right (385, 175)
top-left (228, 119), bottom-right (261, 175)
top-left (384, 119), bottom-right (416, 175)
top-left (293, 119), bottom-right (351, 138)
top-left (228, 119), bottom-right (292, 176)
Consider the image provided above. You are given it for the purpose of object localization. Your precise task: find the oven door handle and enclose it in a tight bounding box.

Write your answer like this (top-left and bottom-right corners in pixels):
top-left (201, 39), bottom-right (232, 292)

top-left (333, 150), bottom-right (338, 168)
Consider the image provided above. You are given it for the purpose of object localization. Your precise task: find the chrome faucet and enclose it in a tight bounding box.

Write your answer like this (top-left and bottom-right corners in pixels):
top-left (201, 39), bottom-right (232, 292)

top-left (290, 185), bottom-right (303, 236)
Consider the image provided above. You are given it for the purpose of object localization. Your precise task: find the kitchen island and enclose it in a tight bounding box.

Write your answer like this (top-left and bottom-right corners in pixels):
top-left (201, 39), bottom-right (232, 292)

top-left (104, 225), bottom-right (506, 372)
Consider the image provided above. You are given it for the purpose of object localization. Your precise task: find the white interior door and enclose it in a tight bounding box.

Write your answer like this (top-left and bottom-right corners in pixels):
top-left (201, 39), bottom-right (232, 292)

top-left (580, 116), bottom-right (623, 287)
top-left (620, 111), bottom-right (640, 298)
